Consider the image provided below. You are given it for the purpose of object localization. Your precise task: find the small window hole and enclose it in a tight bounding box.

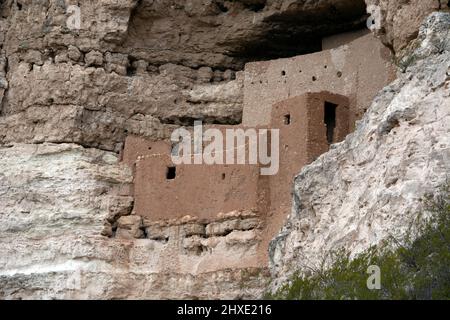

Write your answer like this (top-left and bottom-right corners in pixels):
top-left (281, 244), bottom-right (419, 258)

top-left (166, 166), bottom-right (176, 180)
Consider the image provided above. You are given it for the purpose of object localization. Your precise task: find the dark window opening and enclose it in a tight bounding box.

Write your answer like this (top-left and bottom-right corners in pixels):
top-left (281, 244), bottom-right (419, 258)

top-left (166, 166), bottom-right (176, 180)
top-left (281, 70), bottom-right (286, 76)
top-left (221, 173), bottom-right (226, 180)
top-left (17, 2), bottom-right (22, 10)
top-left (324, 102), bottom-right (337, 144)
top-left (127, 57), bottom-right (137, 76)
top-left (127, 65), bottom-right (137, 77)
top-left (216, 2), bottom-right (228, 13)
top-left (284, 114), bottom-right (291, 125)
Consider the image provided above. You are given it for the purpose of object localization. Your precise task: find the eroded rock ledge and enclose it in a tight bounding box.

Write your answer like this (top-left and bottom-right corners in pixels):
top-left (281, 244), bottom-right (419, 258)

top-left (0, 0), bottom-right (372, 153)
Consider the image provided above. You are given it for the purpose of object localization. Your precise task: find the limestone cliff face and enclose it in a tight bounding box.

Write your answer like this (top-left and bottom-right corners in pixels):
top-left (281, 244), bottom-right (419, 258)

top-left (0, 0), bottom-right (448, 300)
top-left (0, 144), bottom-right (269, 299)
top-left (0, 0), bottom-right (373, 299)
top-left (0, 0), bottom-right (369, 152)
top-left (269, 12), bottom-right (450, 290)
top-left (364, 0), bottom-right (444, 55)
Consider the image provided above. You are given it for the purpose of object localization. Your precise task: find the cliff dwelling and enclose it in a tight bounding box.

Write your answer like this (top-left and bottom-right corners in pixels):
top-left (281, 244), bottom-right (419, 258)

top-left (2, 0), bottom-right (449, 301)
top-left (116, 29), bottom-right (396, 270)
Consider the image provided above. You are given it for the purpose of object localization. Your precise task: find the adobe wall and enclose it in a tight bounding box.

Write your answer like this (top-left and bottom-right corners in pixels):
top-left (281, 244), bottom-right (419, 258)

top-left (242, 32), bottom-right (396, 129)
top-left (305, 92), bottom-right (350, 162)
top-left (129, 135), bottom-right (266, 221)
top-left (120, 29), bottom-right (389, 268)
top-left (257, 92), bottom-right (350, 264)
top-left (122, 135), bottom-right (171, 167)
top-left (269, 92), bottom-right (350, 217)
top-left (124, 91), bottom-right (352, 267)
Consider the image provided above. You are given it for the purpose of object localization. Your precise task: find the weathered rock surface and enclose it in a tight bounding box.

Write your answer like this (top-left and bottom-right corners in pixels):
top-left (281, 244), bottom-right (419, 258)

top-left (0, 0), bottom-right (375, 300)
top-left (1, 0), bottom-right (369, 67)
top-left (0, 143), bottom-right (269, 299)
top-left (0, 0), bottom-right (448, 300)
top-left (0, 52), bottom-right (244, 152)
top-left (269, 12), bottom-right (450, 289)
top-left (0, 0), bottom-right (372, 152)
top-left (120, 0), bottom-right (368, 68)
top-left (0, 267), bottom-right (269, 300)
top-left (365, 0), bottom-right (448, 55)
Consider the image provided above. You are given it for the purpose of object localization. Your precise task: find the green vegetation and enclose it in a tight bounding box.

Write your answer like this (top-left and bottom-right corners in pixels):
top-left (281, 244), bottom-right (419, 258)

top-left (269, 184), bottom-right (450, 300)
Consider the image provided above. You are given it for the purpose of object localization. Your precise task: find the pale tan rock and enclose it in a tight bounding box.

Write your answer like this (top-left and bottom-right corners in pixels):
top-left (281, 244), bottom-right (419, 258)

top-left (117, 215), bottom-right (142, 228)
top-left (181, 223), bottom-right (206, 237)
top-left (23, 50), bottom-right (43, 65)
top-left (104, 52), bottom-right (129, 76)
top-left (365, 0), bottom-right (442, 55)
top-left (55, 53), bottom-right (69, 64)
top-left (132, 60), bottom-right (148, 75)
top-left (101, 224), bottom-right (114, 237)
top-left (223, 70), bottom-right (236, 81)
top-left (67, 45), bottom-right (82, 62)
top-left (206, 218), bottom-right (261, 236)
top-left (116, 215), bottom-right (144, 239)
top-left (0, 142), bottom-right (266, 298)
top-left (197, 67), bottom-right (213, 83)
top-left (0, 57), bottom-right (243, 150)
top-left (0, 0), bottom-right (372, 153)
top-left (145, 224), bottom-right (171, 241)
top-left (225, 230), bottom-right (259, 246)
top-left (85, 51), bottom-right (104, 67)
top-left (0, 0), bottom-right (447, 301)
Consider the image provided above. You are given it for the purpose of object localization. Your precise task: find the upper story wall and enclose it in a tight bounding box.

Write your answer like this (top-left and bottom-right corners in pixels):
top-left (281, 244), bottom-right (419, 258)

top-left (242, 31), bottom-right (396, 129)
